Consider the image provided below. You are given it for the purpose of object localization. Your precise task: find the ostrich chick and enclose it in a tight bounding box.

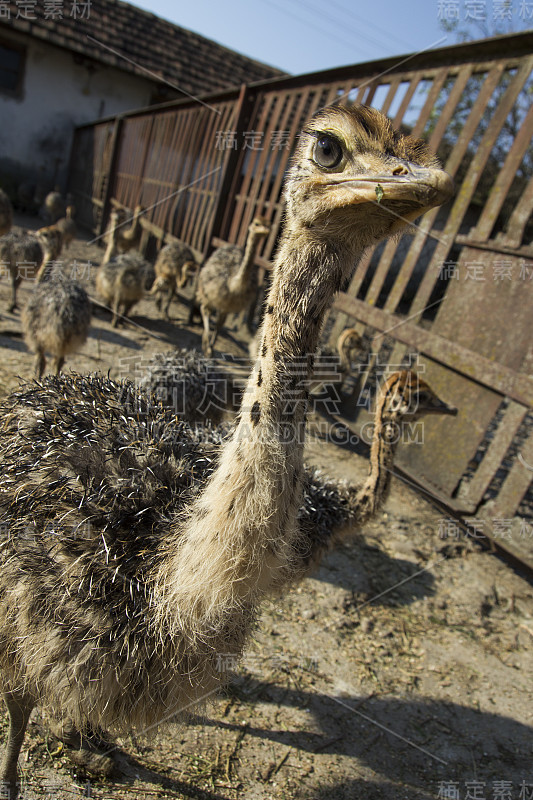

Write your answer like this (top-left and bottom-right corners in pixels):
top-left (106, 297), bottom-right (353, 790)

top-left (0, 104), bottom-right (453, 797)
top-left (0, 228), bottom-right (57, 312)
top-left (0, 188), bottom-right (13, 236)
top-left (54, 206), bottom-right (77, 250)
top-left (101, 208), bottom-right (122, 264)
top-left (43, 190), bottom-right (65, 224)
top-left (96, 252), bottom-right (154, 327)
top-left (104, 204), bottom-right (144, 256)
top-left (117, 204), bottom-right (144, 252)
top-left (197, 216), bottom-right (270, 355)
top-left (150, 241), bottom-right (199, 319)
top-left (22, 261), bottom-right (91, 378)
top-left (296, 370), bottom-right (457, 575)
top-left (36, 224), bottom-right (63, 260)
top-left (337, 327), bottom-right (363, 372)
top-left (139, 347), bottom-right (239, 425)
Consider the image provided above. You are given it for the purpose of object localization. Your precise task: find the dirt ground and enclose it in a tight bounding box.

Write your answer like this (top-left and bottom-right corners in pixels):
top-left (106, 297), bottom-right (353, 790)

top-left (1, 215), bottom-right (532, 800)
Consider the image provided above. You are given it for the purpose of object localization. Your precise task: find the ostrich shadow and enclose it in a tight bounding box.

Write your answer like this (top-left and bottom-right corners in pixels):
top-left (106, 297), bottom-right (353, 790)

top-left (308, 538), bottom-right (437, 600)
top-left (192, 682), bottom-right (531, 790)
top-left (20, 684), bottom-right (529, 800)
top-left (107, 681), bottom-right (531, 797)
top-left (0, 332), bottom-right (27, 353)
top-left (87, 325), bottom-right (143, 350)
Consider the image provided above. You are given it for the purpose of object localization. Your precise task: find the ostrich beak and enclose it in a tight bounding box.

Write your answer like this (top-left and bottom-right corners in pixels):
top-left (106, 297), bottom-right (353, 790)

top-left (418, 394), bottom-right (458, 417)
top-left (328, 165), bottom-right (454, 213)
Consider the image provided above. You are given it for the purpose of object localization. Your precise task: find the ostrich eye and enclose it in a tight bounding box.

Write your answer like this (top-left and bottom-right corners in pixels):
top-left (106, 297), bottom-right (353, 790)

top-left (314, 135), bottom-right (343, 168)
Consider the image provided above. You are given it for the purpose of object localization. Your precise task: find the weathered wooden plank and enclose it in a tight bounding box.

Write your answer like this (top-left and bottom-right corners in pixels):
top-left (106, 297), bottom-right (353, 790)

top-left (363, 68), bottom-right (449, 306)
top-left (412, 68), bottom-right (449, 138)
top-left (173, 110), bottom-right (205, 237)
top-left (181, 106), bottom-right (225, 246)
top-left (240, 86), bottom-right (314, 264)
top-left (204, 85), bottom-right (255, 253)
top-left (98, 117), bottom-right (123, 236)
top-left (428, 64), bottom-right (474, 152)
top-left (191, 110), bottom-right (230, 253)
top-left (167, 109), bottom-right (203, 237)
top-left (454, 235), bottom-right (533, 259)
top-left (458, 401), bottom-right (529, 509)
top-left (379, 77), bottom-right (401, 116)
top-left (472, 101), bottom-right (533, 242)
top-left (392, 75), bottom-right (421, 128)
top-left (482, 427), bottom-right (533, 520)
top-left (229, 92), bottom-right (276, 244)
top-left (242, 91), bottom-right (287, 240)
top-left (150, 112), bottom-right (178, 232)
top-left (500, 174), bottom-right (533, 249)
top-left (410, 56), bottom-right (533, 320)
top-left (384, 63), bottom-right (506, 314)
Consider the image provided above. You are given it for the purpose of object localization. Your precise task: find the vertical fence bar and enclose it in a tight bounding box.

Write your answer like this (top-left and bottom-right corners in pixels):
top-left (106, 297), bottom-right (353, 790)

top-left (203, 84), bottom-right (256, 256)
top-left (98, 115), bottom-right (124, 237)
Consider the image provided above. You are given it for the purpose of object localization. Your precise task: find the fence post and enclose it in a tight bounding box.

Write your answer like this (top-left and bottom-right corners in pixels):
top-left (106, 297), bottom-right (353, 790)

top-left (135, 116), bottom-right (156, 207)
top-left (99, 115), bottom-right (124, 238)
top-left (202, 83), bottom-right (257, 257)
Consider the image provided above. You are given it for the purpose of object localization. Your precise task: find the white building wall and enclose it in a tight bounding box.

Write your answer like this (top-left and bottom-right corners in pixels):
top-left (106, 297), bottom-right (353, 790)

top-left (0, 31), bottom-right (155, 189)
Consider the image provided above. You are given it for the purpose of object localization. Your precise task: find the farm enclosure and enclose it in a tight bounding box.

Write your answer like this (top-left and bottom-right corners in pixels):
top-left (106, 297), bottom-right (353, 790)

top-left (68, 31), bottom-right (533, 570)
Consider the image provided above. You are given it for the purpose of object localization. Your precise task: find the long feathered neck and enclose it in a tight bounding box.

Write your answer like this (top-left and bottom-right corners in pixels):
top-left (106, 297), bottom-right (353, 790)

top-left (102, 239), bottom-right (116, 265)
top-left (155, 223), bottom-right (362, 639)
top-left (102, 219), bottom-right (119, 264)
top-left (231, 229), bottom-right (263, 288)
top-left (353, 399), bottom-right (401, 522)
top-left (122, 211), bottom-right (142, 240)
top-left (35, 248), bottom-right (54, 283)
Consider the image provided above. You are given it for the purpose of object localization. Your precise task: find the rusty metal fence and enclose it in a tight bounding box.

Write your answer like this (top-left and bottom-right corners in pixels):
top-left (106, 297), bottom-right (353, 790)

top-left (68, 32), bottom-right (533, 568)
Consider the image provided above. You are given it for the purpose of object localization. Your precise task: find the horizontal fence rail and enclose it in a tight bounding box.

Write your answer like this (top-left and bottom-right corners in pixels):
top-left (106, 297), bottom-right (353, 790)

top-left (68, 32), bottom-right (533, 569)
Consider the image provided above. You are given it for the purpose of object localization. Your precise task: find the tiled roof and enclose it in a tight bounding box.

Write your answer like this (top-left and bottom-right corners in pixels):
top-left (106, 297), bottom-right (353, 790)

top-left (0, 0), bottom-right (285, 96)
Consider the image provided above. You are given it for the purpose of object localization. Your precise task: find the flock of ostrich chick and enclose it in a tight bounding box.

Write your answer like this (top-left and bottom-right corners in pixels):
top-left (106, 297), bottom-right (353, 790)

top-left (0, 104), bottom-right (455, 796)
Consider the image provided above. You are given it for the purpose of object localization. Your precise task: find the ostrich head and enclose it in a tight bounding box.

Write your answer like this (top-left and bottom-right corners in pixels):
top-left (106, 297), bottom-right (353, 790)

top-left (285, 104), bottom-right (453, 259)
top-left (36, 225), bottom-right (62, 259)
top-left (378, 370), bottom-right (457, 430)
top-left (337, 326), bottom-right (363, 369)
top-left (248, 216), bottom-right (270, 238)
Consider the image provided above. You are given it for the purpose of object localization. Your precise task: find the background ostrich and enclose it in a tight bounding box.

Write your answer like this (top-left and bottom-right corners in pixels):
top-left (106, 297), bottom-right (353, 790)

top-left (150, 241), bottom-right (199, 319)
top-left (0, 103), bottom-right (453, 796)
top-left (0, 228), bottom-right (57, 312)
top-left (0, 188), bottom-right (13, 236)
top-left (104, 204), bottom-right (144, 256)
top-left (337, 327), bottom-right (363, 372)
top-left (96, 252), bottom-right (154, 327)
top-left (196, 216), bottom-right (270, 355)
top-left (42, 190), bottom-right (65, 224)
top-left (36, 224), bottom-right (63, 260)
top-left (139, 347), bottom-right (239, 425)
top-left (101, 208), bottom-right (121, 265)
top-left (296, 370), bottom-right (456, 576)
top-left (22, 260), bottom-right (91, 378)
top-left (54, 206), bottom-right (77, 250)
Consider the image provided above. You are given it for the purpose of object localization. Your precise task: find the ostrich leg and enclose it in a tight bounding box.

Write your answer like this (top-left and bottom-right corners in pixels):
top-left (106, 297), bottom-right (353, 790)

top-left (1, 692), bottom-right (34, 799)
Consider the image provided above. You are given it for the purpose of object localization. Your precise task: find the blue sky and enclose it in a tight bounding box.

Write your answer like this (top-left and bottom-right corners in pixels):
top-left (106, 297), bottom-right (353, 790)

top-left (132, 0), bottom-right (531, 74)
